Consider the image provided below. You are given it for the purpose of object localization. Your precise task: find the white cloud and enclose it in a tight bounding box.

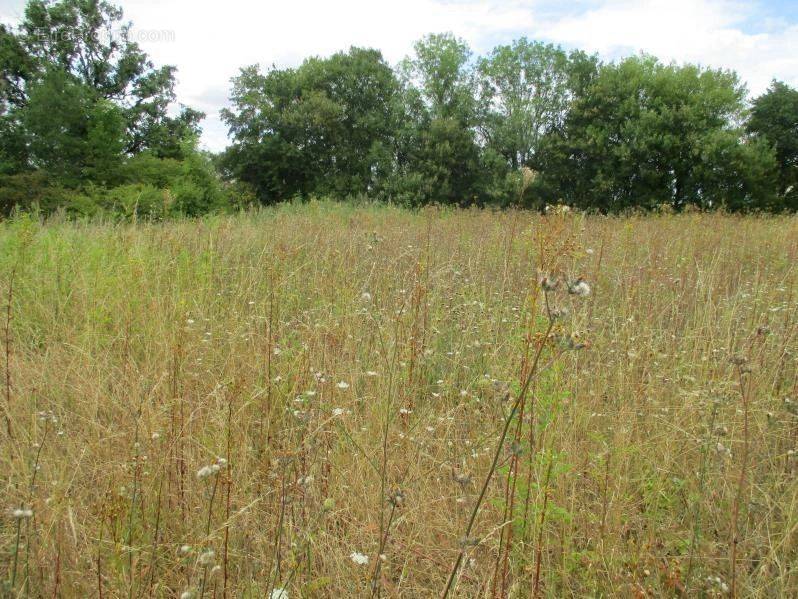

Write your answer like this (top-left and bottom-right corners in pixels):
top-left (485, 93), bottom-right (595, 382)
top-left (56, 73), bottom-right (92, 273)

top-left (3, 0), bottom-right (798, 151)
top-left (537, 0), bottom-right (798, 94)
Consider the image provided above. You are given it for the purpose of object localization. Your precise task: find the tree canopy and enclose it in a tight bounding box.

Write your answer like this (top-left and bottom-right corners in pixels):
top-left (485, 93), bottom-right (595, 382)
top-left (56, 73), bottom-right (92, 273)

top-left (2, 0), bottom-right (797, 216)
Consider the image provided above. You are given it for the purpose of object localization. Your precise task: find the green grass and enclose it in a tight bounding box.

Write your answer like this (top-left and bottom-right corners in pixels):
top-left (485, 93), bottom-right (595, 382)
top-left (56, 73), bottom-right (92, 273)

top-left (1, 202), bottom-right (796, 597)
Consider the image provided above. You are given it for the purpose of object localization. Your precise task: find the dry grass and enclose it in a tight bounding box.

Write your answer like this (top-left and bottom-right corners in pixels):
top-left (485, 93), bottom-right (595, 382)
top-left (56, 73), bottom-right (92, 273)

top-left (1, 202), bottom-right (797, 597)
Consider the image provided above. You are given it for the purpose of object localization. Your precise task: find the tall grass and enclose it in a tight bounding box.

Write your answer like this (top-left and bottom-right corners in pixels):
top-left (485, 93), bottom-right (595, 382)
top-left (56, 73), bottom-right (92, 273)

top-left (1, 203), bottom-right (796, 597)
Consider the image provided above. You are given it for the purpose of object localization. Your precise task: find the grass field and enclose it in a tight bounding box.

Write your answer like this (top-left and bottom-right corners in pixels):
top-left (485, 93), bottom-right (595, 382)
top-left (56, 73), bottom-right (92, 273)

top-left (1, 203), bottom-right (797, 597)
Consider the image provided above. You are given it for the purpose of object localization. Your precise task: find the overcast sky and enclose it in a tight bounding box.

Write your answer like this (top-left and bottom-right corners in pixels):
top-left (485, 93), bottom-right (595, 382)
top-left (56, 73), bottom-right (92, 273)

top-left (2, 0), bottom-right (797, 152)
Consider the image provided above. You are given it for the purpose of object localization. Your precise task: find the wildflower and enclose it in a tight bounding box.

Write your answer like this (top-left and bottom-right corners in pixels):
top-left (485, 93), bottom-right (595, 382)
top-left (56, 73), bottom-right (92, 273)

top-left (196, 464), bottom-right (219, 480)
top-left (361, 292), bottom-right (372, 302)
top-left (365, 371), bottom-right (379, 377)
top-left (179, 544), bottom-right (192, 555)
top-left (11, 508), bottom-right (33, 519)
top-left (180, 591), bottom-right (194, 599)
top-left (388, 488), bottom-right (405, 507)
top-left (453, 471), bottom-right (472, 488)
top-left (399, 407), bottom-right (412, 415)
top-left (332, 408), bottom-right (345, 416)
top-left (270, 589), bottom-right (289, 599)
top-left (539, 274), bottom-right (559, 292)
top-left (550, 307), bottom-right (569, 320)
top-left (715, 442), bottom-right (732, 459)
top-left (567, 278), bottom-right (591, 297)
top-left (350, 551), bottom-right (369, 565)
top-left (198, 549), bottom-right (215, 566)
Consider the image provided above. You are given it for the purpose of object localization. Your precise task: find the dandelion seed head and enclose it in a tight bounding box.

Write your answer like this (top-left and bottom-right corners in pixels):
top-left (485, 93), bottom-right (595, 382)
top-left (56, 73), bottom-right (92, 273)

top-left (568, 278), bottom-right (591, 297)
top-left (11, 508), bottom-right (33, 519)
top-left (196, 465), bottom-right (217, 480)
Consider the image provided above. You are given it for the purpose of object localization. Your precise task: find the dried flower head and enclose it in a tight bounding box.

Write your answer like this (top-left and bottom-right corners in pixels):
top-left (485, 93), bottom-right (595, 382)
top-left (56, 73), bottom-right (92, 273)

top-left (10, 507), bottom-right (33, 520)
top-left (198, 549), bottom-right (215, 566)
top-left (388, 488), bottom-right (405, 507)
top-left (539, 274), bottom-right (559, 292)
top-left (350, 551), bottom-right (369, 565)
top-left (567, 278), bottom-right (591, 297)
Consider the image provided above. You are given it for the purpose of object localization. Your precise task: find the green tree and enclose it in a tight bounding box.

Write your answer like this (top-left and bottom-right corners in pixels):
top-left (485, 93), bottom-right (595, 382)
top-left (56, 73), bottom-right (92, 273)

top-left (0, 0), bottom-right (203, 183)
top-left (22, 70), bottom-right (126, 185)
top-left (540, 56), bottom-right (777, 212)
top-left (222, 47), bottom-right (398, 202)
top-left (747, 81), bottom-right (798, 211)
top-left (388, 33), bottom-right (491, 205)
top-left (477, 38), bottom-right (571, 169)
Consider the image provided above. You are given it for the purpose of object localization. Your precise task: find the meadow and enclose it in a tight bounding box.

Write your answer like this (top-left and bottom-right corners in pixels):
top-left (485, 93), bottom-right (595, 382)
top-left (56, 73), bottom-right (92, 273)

top-left (1, 203), bottom-right (796, 597)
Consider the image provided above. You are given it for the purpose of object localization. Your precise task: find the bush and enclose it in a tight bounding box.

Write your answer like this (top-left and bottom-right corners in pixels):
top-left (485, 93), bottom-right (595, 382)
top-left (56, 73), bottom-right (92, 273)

top-left (120, 153), bottom-right (183, 188)
top-left (0, 171), bottom-right (73, 216)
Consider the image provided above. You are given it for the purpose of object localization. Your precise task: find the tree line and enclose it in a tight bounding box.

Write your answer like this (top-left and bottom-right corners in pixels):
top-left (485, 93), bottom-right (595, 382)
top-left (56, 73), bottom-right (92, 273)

top-left (2, 0), bottom-right (797, 217)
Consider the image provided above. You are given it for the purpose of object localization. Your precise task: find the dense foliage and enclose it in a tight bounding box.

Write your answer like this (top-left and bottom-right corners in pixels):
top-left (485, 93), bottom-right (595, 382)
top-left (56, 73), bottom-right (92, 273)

top-left (0, 0), bottom-right (230, 217)
top-left (2, 1), bottom-right (797, 215)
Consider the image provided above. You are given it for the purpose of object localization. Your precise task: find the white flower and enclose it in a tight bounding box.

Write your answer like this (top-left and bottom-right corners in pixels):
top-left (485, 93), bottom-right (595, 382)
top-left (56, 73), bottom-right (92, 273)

top-left (198, 549), bottom-right (215, 566)
top-left (270, 589), bottom-right (289, 599)
top-left (180, 591), bottom-right (194, 599)
top-left (350, 551), bottom-right (369, 565)
top-left (365, 371), bottom-right (379, 377)
top-left (568, 278), bottom-right (591, 297)
top-left (179, 544), bottom-right (191, 555)
top-left (11, 508), bottom-right (33, 519)
top-left (196, 465), bottom-right (219, 480)
top-left (361, 292), bottom-right (372, 302)
top-left (337, 381), bottom-right (350, 390)
top-left (399, 408), bottom-right (412, 415)
top-left (332, 408), bottom-right (345, 416)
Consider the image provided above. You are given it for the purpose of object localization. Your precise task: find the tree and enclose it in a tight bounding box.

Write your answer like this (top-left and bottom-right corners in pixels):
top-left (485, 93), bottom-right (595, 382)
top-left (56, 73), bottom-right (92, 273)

top-left (222, 47), bottom-right (398, 202)
top-left (388, 33), bottom-right (491, 205)
top-left (477, 38), bottom-right (571, 169)
top-left (539, 56), bottom-right (777, 212)
top-left (0, 0), bottom-right (203, 182)
top-left (23, 69), bottom-right (126, 185)
top-left (747, 81), bottom-right (798, 211)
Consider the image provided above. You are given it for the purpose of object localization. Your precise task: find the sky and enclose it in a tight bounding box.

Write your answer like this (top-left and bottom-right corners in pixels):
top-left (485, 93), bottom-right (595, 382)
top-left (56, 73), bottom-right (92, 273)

top-left (2, 0), bottom-right (797, 152)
